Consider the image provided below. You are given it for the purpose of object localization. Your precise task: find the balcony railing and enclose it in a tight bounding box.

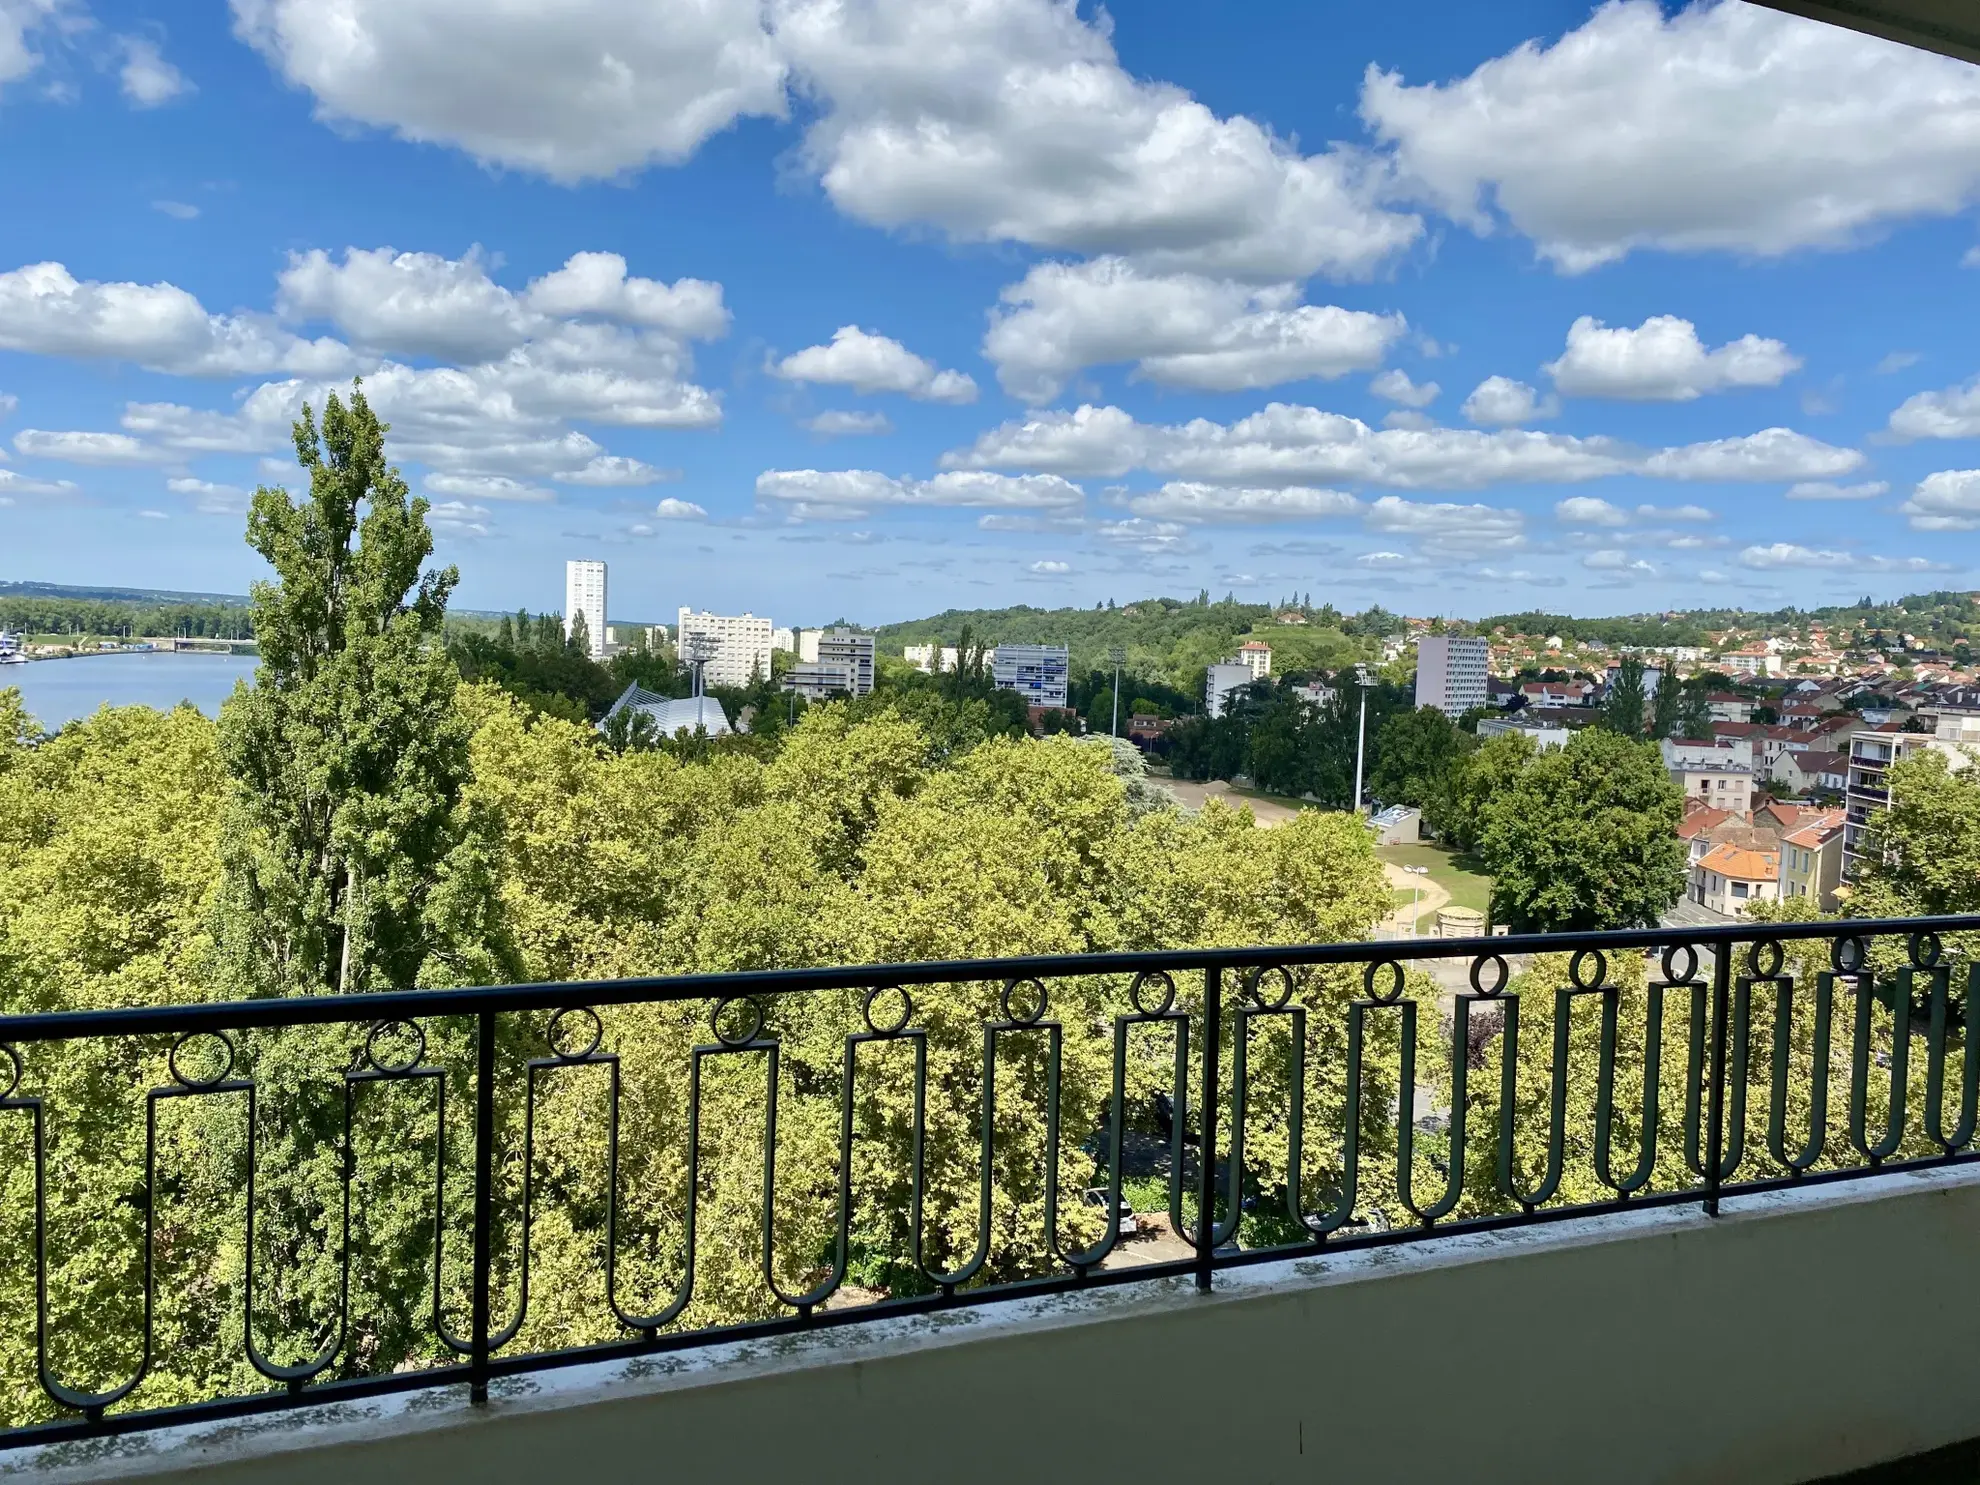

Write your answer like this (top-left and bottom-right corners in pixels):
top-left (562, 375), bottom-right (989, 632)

top-left (2, 915), bottom-right (1978, 1450)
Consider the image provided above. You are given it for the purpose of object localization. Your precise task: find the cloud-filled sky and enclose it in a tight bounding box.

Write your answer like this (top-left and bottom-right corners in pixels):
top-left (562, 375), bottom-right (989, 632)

top-left (5, 0), bottom-right (1980, 623)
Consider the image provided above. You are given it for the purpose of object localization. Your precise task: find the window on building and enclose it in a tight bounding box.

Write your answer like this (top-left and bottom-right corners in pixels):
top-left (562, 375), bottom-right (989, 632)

top-left (1732, 882), bottom-right (1749, 899)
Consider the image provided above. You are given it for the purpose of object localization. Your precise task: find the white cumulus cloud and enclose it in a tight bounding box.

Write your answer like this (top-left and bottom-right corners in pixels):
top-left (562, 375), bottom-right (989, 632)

top-left (0, 261), bottom-right (356, 377)
top-left (1124, 482), bottom-right (1361, 524)
top-left (653, 496), bottom-right (708, 520)
top-left (1545, 315), bottom-right (1800, 400)
top-left (119, 36), bottom-right (193, 107)
top-left (755, 467), bottom-right (1083, 513)
top-left (1786, 480), bottom-right (1888, 500)
top-left (424, 473), bottom-right (554, 503)
top-left (231, 0), bottom-right (789, 183)
top-left (1889, 376), bottom-right (1980, 439)
top-left (1902, 470), bottom-right (1980, 531)
top-left (1362, 0), bottom-right (1980, 271)
top-left (1738, 542), bottom-right (1953, 572)
top-left (1461, 376), bottom-right (1556, 426)
top-left (772, 326), bottom-right (976, 403)
top-left (14, 429), bottom-right (168, 466)
top-left (983, 258), bottom-right (1405, 402)
top-left (802, 409), bottom-right (893, 437)
top-left (1370, 369), bottom-right (1438, 407)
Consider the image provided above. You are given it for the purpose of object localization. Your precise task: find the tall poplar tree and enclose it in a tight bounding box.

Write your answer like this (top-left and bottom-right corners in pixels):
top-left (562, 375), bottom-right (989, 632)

top-left (214, 383), bottom-right (496, 994)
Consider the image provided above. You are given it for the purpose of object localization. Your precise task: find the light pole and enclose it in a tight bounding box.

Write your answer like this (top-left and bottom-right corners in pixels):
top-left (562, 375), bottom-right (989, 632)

top-left (1109, 645), bottom-right (1125, 738)
top-left (1351, 663), bottom-right (1373, 815)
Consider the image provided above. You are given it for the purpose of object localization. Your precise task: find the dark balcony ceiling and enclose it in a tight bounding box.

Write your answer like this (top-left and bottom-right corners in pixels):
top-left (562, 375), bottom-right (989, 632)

top-left (1743, 0), bottom-right (1980, 65)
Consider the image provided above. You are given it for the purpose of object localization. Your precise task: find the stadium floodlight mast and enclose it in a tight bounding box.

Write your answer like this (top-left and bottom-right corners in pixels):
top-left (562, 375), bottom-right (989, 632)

top-left (683, 632), bottom-right (719, 699)
top-left (1352, 663), bottom-right (1374, 815)
top-left (1108, 645), bottom-right (1126, 737)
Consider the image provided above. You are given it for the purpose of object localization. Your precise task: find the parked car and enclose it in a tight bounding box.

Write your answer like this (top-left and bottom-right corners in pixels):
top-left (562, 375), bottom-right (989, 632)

top-left (1082, 1187), bottom-right (1140, 1235)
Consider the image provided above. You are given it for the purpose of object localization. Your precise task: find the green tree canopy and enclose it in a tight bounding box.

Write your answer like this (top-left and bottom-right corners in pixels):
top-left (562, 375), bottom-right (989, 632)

top-left (212, 383), bottom-right (502, 995)
top-left (1475, 729), bottom-right (1687, 931)
top-left (1369, 705), bottom-right (1475, 816)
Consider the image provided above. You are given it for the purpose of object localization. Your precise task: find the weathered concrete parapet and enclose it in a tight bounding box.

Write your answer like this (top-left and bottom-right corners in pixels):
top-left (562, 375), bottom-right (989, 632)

top-left (12, 1166), bottom-right (1980, 1485)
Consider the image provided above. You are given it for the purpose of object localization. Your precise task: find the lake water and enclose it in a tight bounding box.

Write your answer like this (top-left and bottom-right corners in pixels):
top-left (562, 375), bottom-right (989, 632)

top-left (3, 652), bottom-right (259, 728)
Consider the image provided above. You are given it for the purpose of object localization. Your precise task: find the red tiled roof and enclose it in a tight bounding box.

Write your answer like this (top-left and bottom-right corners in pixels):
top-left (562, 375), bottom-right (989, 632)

top-left (1699, 843), bottom-right (1780, 881)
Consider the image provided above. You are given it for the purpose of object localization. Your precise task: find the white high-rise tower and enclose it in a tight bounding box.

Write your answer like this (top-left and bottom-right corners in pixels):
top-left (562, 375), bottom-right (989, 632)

top-left (565, 559), bottom-right (607, 659)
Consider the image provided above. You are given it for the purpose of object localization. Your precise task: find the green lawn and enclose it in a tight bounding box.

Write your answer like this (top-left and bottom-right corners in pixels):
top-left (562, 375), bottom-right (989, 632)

top-left (1375, 842), bottom-right (1494, 923)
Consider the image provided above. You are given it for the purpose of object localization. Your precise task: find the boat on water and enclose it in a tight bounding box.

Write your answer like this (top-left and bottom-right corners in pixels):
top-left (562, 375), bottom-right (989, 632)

top-left (0, 630), bottom-right (25, 665)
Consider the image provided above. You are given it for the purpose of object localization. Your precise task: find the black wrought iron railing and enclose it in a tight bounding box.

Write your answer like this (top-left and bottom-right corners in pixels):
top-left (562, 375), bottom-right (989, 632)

top-left (2, 915), bottom-right (1978, 1449)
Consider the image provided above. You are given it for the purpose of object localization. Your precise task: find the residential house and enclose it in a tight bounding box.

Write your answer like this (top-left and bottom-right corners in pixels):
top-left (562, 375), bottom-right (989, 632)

top-left (1694, 841), bottom-right (1781, 915)
top-left (1780, 812), bottom-right (1848, 911)
top-left (1776, 749), bottom-right (1847, 796)
top-left (1707, 693), bottom-right (1755, 724)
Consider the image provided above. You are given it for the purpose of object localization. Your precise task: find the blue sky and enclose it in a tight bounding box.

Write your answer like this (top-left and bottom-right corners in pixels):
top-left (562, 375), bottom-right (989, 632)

top-left (5, 0), bottom-right (1980, 625)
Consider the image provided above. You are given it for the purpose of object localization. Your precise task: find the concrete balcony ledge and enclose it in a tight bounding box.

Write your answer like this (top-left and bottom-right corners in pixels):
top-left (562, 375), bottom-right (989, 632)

top-left (11, 1165), bottom-right (1980, 1485)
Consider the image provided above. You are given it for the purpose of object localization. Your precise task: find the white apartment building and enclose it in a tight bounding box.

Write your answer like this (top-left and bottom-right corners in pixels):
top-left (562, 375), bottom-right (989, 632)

top-left (772, 627), bottom-right (797, 653)
top-left (1205, 662), bottom-right (1254, 720)
top-left (564, 559), bottom-right (607, 659)
top-left (991, 643), bottom-right (1070, 709)
top-left (781, 628), bottom-right (876, 699)
top-left (797, 630), bottom-right (820, 663)
top-left (1414, 635), bottom-right (1489, 718)
top-left (1844, 709), bottom-right (1980, 870)
top-left (904, 643), bottom-right (960, 673)
top-left (677, 608), bottom-right (775, 689)
top-left (1237, 641), bottom-right (1272, 679)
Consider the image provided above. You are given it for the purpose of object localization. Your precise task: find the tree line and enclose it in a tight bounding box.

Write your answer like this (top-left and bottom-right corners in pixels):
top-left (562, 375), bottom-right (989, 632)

top-left (0, 596), bottom-right (256, 639)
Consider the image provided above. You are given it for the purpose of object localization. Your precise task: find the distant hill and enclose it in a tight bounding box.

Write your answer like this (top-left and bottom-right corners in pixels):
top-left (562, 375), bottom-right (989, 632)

top-left (866, 595), bottom-right (1383, 689)
top-left (0, 579), bottom-right (251, 607)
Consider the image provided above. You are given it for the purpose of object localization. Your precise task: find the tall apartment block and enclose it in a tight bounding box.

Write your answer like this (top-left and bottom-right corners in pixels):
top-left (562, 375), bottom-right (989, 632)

top-left (991, 643), bottom-right (1070, 708)
top-left (676, 608), bottom-right (775, 689)
top-left (1205, 662), bottom-right (1253, 719)
top-left (564, 559), bottom-right (607, 659)
top-left (783, 628), bottom-right (876, 700)
top-left (1414, 635), bottom-right (1489, 717)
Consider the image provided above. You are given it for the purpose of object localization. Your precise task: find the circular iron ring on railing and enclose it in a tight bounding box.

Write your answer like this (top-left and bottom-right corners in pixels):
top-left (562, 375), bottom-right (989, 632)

top-left (1834, 935), bottom-right (1869, 974)
top-left (862, 985), bottom-right (914, 1038)
top-left (1364, 960), bottom-right (1406, 1005)
top-left (1911, 930), bottom-right (1945, 969)
top-left (1569, 948), bottom-right (1607, 990)
top-left (1129, 970), bottom-right (1176, 1016)
top-left (0, 1043), bottom-right (19, 1101)
top-left (168, 1030), bottom-right (236, 1090)
top-left (711, 997), bottom-right (765, 1048)
top-left (1748, 938), bottom-right (1786, 980)
top-left (1661, 943), bottom-right (1699, 984)
top-left (1001, 977), bottom-right (1048, 1026)
top-left (1469, 953), bottom-right (1509, 998)
top-left (1247, 965), bottom-right (1297, 1011)
top-left (547, 1006), bottom-right (604, 1062)
top-left (365, 1019), bottom-right (426, 1074)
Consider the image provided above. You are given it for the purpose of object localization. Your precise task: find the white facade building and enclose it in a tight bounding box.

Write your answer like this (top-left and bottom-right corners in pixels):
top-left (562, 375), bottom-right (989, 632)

top-left (797, 630), bottom-right (820, 663)
top-left (677, 608), bottom-right (776, 689)
top-left (1414, 635), bottom-right (1489, 718)
top-left (772, 627), bottom-right (797, 654)
top-left (991, 644), bottom-right (1070, 708)
top-left (1205, 663), bottom-right (1253, 720)
top-left (565, 560), bottom-right (607, 659)
top-left (1237, 642), bottom-right (1272, 679)
top-left (904, 643), bottom-right (960, 673)
top-left (784, 628), bottom-right (876, 699)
